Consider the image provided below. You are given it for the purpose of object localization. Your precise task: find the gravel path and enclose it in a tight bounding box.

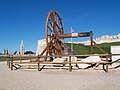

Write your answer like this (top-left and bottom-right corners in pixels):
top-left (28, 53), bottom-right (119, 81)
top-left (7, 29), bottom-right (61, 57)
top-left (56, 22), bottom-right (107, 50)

top-left (0, 61), bottom-right (120, 90)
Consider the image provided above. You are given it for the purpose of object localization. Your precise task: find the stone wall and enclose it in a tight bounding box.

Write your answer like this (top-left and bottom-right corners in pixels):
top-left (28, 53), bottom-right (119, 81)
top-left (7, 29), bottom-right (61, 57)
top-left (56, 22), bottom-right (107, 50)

top-left (80, 34), bottom-right (120, 45)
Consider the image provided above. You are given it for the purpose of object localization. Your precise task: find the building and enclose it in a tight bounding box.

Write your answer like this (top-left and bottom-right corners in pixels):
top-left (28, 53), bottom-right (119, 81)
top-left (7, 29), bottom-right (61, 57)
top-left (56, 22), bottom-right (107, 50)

top-left (69, 33), bottom-right (120, 45)
top-left (36, 39), bottom-right (77, 56)
top-left (36, 39), bottom-right (47, 55)
top-left (20, 40), bottom-right (24, 55)
top-left (111, 46), bottom-right (120, 67)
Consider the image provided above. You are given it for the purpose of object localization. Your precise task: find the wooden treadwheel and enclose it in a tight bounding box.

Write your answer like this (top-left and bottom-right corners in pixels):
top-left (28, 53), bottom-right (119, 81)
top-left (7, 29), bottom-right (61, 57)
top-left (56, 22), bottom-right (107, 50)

top-left (39, 11), bottom-right (94, 61)
top-left (45, 11), bottom-right (64, 58)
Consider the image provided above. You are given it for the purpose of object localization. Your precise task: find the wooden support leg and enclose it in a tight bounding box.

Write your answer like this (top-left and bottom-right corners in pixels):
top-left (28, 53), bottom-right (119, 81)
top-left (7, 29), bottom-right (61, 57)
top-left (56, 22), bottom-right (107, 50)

top-left (39, 65), bottom-right (45, 71)
top-left (13, 65), bottom-right (20, 70)
top-left (95, 63), bottom-right (100, 68)
top-left (13, 64), bottom-right (22, 70)
top-left (103, 64), bottom-right (108, 73)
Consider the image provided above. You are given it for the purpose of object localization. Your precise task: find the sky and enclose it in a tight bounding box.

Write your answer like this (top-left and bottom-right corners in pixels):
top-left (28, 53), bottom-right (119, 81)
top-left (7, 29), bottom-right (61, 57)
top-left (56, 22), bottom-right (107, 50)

top-left (0, 0), bottom-right (120, 54)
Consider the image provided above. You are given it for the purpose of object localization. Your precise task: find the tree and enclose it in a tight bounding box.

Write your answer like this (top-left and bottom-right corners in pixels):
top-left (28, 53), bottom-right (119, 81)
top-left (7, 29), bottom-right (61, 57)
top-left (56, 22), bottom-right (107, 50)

top-left (24, 51), bottom-right (35, 54)
top-left (14, 51), bottom-right (18, 55)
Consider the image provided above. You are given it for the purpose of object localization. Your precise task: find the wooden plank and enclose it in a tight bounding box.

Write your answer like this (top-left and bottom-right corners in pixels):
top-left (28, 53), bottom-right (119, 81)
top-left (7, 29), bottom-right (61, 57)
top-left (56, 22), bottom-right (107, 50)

top-left (11, 61), bottom-right (113, 65)
top-left (11, 62), bottom-right (39, 64)
top-left (39, 65), bottom-right (45, 71)
top-left (12, 64), bottom-right (21, 70)
top-left (5, 54), bottom-right (120, 60)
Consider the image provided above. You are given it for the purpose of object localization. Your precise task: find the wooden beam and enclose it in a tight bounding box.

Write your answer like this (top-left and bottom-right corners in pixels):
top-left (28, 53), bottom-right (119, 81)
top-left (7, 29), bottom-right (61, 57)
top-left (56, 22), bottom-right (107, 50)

top-left (58, 32), bottom-right (91, 38)
top-left (93, 40), bottom-right (107, 54)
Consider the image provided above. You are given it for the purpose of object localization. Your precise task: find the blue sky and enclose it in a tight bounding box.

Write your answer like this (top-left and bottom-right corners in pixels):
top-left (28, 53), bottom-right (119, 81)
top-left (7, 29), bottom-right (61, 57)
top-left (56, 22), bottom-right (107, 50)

top-left (0, 0), bottom-right (120, 54)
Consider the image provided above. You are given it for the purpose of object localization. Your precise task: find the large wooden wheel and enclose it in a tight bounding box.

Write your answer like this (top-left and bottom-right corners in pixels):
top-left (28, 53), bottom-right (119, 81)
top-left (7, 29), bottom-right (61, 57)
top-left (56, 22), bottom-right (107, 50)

top-left (39, 11), bottom-right (93, 61)
top-left (45, 11), bottom-right (64, 57)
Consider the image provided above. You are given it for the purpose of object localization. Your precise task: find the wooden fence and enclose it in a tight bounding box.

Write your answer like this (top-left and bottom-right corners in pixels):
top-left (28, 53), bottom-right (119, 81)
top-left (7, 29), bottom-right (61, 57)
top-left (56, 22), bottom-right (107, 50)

top-left (7, 54), bottom-right (120, 73)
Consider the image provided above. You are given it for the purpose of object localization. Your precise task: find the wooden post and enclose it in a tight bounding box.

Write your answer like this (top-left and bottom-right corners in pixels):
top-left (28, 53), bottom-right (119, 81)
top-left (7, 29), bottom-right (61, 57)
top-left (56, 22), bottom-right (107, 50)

top-left (11, 56), bottom-right (13, 70)
top-left (38, 63), bottom-right (40, 71)
top-left (8, 56), bottom-right (11, 68)
top-left (106, 55), bottom-right (109, 73)
top-left (69, 55), bottom-right (72, 72)
top-left (7, 55), bottom-right (9, 65)
top-left (90, 31), bottom-right (93, 55)
top-left (7, 55), bottom-right (10, 67)
top-left (103, 64), bottom-right (105, 71)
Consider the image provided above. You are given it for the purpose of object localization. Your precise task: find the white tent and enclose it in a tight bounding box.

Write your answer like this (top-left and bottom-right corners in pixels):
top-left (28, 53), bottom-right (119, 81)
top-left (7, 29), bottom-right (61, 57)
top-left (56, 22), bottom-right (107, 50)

top-left (111, 46), bottom-right (120, 67)
top-left (77, 56), bottom-right (101, 69)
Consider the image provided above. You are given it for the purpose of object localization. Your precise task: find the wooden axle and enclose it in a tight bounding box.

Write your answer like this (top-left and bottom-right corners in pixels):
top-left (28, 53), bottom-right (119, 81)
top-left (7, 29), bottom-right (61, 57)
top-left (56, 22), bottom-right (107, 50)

top-left (58, 31), bottom-right (92, 38)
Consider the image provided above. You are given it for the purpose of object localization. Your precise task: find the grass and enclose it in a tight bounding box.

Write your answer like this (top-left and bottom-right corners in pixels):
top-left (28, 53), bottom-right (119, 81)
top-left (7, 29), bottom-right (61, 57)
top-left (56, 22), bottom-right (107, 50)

top-left (0, 55), bottom-right (37, 62)
top-left (0, 56), bottom-right (8, 61)
top-left (65, 42), bottom-right (120, 54)
top-left (1, 42), bottom-right (120, 61)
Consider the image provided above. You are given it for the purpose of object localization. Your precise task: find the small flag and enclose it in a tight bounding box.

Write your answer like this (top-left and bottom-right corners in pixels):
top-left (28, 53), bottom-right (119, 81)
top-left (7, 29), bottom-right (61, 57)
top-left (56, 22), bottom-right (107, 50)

top-left (70, 27), bottom-right (74, 33)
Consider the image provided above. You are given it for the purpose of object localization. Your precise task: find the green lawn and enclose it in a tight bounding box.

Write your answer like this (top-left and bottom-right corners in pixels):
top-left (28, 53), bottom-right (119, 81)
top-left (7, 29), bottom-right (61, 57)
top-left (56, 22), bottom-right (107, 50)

top-left (1, 42), bottom-right (120, 61)
top-left (65, 42), bottom-right (120, 54)
top-left (0, 56), bottom-right (8, 61)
